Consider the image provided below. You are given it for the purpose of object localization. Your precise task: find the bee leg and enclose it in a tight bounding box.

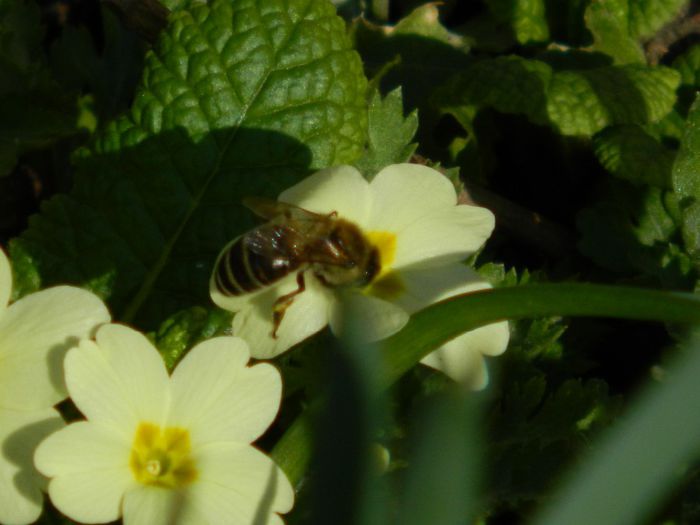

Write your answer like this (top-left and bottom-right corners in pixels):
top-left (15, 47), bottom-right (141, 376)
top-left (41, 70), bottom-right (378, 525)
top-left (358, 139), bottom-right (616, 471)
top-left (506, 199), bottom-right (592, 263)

top-left (271, 271), bottom-right (306, 338)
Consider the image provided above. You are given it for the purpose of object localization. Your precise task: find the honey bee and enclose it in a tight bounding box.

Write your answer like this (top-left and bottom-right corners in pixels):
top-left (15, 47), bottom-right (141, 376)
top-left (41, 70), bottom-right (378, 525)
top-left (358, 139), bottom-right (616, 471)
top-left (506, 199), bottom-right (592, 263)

top-left (213, 197), bottom-right (380, 337)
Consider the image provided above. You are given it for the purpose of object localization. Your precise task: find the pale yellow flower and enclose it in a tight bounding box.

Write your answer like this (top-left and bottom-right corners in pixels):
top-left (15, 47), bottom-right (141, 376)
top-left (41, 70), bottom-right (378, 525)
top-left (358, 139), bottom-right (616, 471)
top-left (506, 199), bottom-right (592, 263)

top-left (35, 325), bottom-right (293, 524)
top-left (211, 164), bottom-right (509, 388)
top-left (0, 248), bottom-right (110, 525)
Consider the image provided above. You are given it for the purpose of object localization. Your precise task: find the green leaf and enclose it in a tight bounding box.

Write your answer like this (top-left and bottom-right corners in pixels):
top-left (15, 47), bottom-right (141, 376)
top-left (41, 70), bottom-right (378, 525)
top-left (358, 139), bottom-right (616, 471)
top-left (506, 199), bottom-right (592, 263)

top-left (532, 332), bottom-right (700, 525)
top-left (672, 96), bottom-right (700, 260)
top-left (584, 0), bottom-right (644, 64)
top-left (485, 0), bottom-right (550, 44)
top-left (272, 283), bottom-right (700, 485)
top-left (489, 376), bottom-right (617, 504)
top-left (354, 88), bottom-right (417, 179)
top-left (352, 3), bottom-right (469, 153)
top-left (673, 44), bottom-right (700, 111)
top-left (577, 182), bottom-right (688, 284)
top-left (584, 0), bottom-right (685, 55)
top-left (438, 56), bottom-right (551, 126)
top-left (672, 44), bottom-right (700, 88)
top-left (484, 303), bottom-right (617, 507)
top-left (628, 0), bottom-right (685, 39)
top-left (593, 125), bottom-right (674, 187)
top-left (10, 0), bottom-right (368, 326)
top-left (547, 65), bottom-right (679, 135)
top-left (437, 56), bottom-right (680, 137)
top-left (150, 306), bottom-right (233, 370)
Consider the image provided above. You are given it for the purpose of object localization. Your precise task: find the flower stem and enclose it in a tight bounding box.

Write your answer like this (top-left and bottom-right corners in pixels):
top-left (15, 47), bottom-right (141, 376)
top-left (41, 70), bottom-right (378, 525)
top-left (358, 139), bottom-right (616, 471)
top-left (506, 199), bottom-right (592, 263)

top-left (271, 283), bottom-right (700, 485)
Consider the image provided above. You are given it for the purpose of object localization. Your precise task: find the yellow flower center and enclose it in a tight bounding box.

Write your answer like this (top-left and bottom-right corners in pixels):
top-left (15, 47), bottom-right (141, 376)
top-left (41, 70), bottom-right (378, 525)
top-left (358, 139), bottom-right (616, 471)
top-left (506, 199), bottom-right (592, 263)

top-left (129, 422), bottom-right (197, 489)
top-left (365, 231), bottom-right (397, 271)
top-left (364, 230), bottom-right (405, 300)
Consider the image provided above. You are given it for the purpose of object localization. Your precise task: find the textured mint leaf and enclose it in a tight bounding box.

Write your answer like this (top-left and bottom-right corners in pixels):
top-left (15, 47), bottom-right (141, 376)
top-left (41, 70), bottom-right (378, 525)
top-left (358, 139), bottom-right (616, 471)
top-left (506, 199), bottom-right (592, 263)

top-left (489, 357), bottom-right (618, 504)
top-left (673, 44), bottom-right (700, 88)
top-left (352, 4), bottom-right (469, 153)
top-left (354, 88), bottom-right (417, 179)
top-left (486, 301), bottom-right (619, 507)
top-left (673, 96), bottom-right (700, 261)
top-left (593, 125), bottom-right (674, 187)
top-left (628, 0), bottom-right (685, 39)
top-left (437, 56), bottom-right (680, 137)
top-left (437, 56), bottom-right (552, 127)
top-left (584, 0), bottom-right (644, 64)
top-left (389, 3), bottom-right (454, 40)
top-left (151, 306), bottom-right (233, 371)
top-left (672, 44), bottom-right (700, 111)
top-left (485, 0), bottom-right (550, 44)
top-left (650, 107), bottom-right (686, 142)
top-left (11, 0), bottom-right (368, 327)
top-left (585, 0), bottom-right (685, 49)
top-left (577, 181), bottom-right (691, 286)
top-left (546, 65), bottom-right (679, 136)
top-left (477, 262), bottom-right (527, 288)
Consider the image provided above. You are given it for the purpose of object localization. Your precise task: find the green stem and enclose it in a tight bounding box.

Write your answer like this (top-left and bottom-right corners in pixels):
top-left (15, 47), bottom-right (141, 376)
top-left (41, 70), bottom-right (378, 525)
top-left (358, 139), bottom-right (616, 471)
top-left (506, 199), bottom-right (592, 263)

top-left (271, 283), bottom-right (700, 485)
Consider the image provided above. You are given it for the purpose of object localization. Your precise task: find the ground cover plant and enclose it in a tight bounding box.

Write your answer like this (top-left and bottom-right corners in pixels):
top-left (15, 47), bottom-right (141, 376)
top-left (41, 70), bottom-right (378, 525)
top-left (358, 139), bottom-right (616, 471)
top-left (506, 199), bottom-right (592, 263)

top-left (4, 0), bottom-right (700, 523)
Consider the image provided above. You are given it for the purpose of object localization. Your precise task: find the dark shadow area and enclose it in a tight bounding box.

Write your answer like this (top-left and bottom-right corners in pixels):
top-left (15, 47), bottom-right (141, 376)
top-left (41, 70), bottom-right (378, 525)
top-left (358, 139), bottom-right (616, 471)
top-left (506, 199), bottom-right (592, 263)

top-left (46, 335), bottom-right (80, 397)
top-left (582, 66), bottom-right (652, 127)
top-left (0, 166), bottom-right (39, 244)
top-left (353, 29), bottom-right (472, 156)
top-left (10, 127), bottom-right (312, 329)
top-left (3, 413), bottom-right (64, 506)
top-left (252, 460), bottom-right (280, 525)
top-left (307, 338), bottom-right (384, 525)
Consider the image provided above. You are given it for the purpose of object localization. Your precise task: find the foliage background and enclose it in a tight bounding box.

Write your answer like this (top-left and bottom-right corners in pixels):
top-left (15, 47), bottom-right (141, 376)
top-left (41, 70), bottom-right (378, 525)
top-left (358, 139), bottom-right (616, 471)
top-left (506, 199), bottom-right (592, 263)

top-left (4, 0), bottom-right (700, 523)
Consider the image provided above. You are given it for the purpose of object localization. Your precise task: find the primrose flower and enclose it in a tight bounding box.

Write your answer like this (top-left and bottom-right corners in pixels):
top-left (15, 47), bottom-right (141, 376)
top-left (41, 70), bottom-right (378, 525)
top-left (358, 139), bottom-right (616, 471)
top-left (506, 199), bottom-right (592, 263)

top-left (211, 164), bottom-right (509, 389)
top-left (0, 248), bottom-right (110, 525)
top-left (35, 324), bottom-right (293, 525)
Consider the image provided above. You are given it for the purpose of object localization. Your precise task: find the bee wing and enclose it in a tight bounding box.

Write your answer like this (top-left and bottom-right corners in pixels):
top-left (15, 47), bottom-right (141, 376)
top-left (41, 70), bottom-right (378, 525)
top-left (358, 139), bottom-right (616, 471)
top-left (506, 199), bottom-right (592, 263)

top-left (243, 196), bottom-right (328, 222)
top-left (243, 223), bottom-right (288, 257)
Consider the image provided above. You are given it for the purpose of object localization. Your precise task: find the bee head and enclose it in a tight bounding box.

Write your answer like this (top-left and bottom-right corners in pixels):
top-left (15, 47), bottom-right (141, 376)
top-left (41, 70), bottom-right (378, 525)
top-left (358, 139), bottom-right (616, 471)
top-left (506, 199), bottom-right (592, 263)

top-left (314, 220), bottom-right (378, 288)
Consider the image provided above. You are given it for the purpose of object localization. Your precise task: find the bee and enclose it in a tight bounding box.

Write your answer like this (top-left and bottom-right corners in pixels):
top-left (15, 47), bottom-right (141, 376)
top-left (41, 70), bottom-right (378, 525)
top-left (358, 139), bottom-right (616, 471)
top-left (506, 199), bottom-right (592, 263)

top-left (213, 197), bottom-right (380, 337)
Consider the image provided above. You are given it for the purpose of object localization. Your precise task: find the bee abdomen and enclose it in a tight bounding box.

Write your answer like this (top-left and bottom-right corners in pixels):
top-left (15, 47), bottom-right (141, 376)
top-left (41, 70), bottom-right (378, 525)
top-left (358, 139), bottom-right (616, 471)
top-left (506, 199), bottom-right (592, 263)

top-left (214, 235), bottom-right (294, 296)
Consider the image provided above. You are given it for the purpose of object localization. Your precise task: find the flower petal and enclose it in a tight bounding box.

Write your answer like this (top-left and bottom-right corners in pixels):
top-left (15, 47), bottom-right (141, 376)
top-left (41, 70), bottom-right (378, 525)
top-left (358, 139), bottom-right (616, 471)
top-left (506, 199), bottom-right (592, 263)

top-left (383, 263), bottom-right (493, 314)
top-left (0, 407), bottom-right (64, 525)
top-left (64, 324), bottom-right (169, 436)
top-left (420, 322), bottom-right (509, 388)
top-left (329, 291), bottom-right (409, 342)
top-left (35, 422), bottom-right (132, 522)
top-left (0, 248), bottom-right (11, 315)
top-left (368, 164), bottom-right (458, 233)
top-left (234, 273), bottom-right (332, 359)
top-left (278, 165), bottom-right (370, 225)
top-left (0, 286), bottom-right (110, 410)
top-left (381, 263), bottom-right (509, 387)
top-left (34, 421), bottom-right (131, 477)
top-left (389, 206), bottom-right (495, 270)
top-left (169, 337), bottom-right (282, 446)
top-left (189, 442), bottom-right (294, 522)
top-left (123, 486), bottom-right (190, 525)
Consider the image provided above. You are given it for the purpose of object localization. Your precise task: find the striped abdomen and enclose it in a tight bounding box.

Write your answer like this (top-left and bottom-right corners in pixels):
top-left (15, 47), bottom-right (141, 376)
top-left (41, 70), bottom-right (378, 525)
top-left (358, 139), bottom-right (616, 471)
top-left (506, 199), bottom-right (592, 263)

top-left (213, 233), bottom-right (298, 296)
